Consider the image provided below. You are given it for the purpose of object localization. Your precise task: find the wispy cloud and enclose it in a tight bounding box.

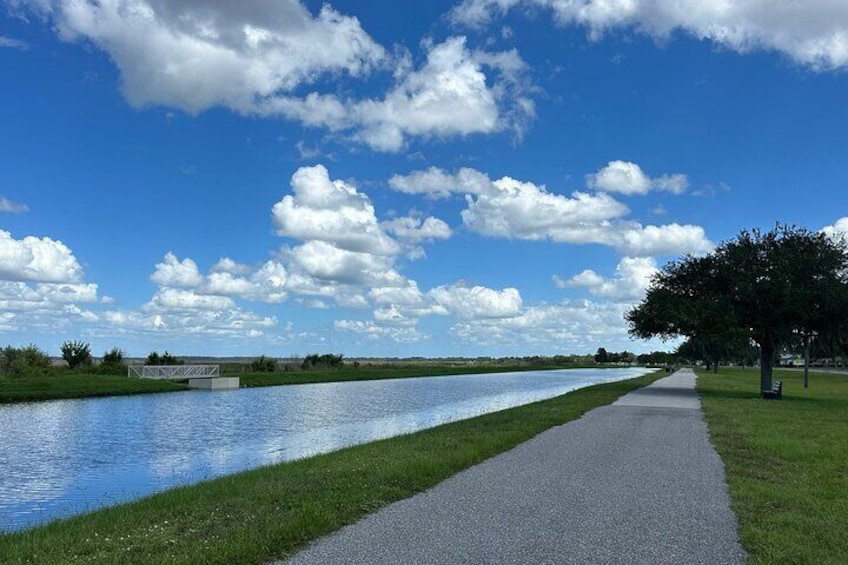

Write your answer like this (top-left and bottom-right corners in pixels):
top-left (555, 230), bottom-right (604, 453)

top-left (0, 36), bottom-right (29, 50)
top-left (0, 197), bottom-right (29, 214)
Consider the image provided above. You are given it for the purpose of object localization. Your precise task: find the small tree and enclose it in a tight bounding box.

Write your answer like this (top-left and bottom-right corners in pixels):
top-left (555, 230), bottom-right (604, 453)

top-left (146, 351), bottom-right (184, 365)
top-left (162, 351), bottom-right (184, 365)
top-left (594, 347), bottom-right (609, 364)
top-left (250, 355), bottom-right (277, 373)
top-left (61, 340), bottom-right (92, 370)
top-left (99, 347), bottom-right (126, 375)
top-left (103, 347), bottom-right (124, 365)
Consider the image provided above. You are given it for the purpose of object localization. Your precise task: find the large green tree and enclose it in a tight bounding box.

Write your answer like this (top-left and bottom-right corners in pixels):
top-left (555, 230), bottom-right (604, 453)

top-left (628, 225), bottom-right (848, 393)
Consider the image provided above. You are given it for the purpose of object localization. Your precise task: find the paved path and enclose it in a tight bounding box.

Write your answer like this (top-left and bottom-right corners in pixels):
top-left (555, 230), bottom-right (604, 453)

top-left (280, 369), bottom-right (746, 564)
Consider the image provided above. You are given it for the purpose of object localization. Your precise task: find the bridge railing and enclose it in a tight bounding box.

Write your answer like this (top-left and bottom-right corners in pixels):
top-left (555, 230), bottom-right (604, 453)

top-left (127, 365), bottom-right (221, 380)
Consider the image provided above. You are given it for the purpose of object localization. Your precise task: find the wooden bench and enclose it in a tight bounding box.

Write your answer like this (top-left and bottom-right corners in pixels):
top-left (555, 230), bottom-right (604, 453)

top-left (761, 380), bottom-right (783, 400)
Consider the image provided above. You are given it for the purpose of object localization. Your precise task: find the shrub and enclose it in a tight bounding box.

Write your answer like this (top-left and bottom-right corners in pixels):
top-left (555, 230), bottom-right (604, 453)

top-left (250, 355), bottom-right (277, 373)
top-left (103, 347), bottom-right (123, 364)
top-left (146, 351), bottom-right (184, 365)
top-left (301, 353), bottom-right (345, 370)
top-left (1, 344), bottom-right (52, 378)
top-left (61, 340), bottom-right (93, 370)
top-left (98, 347), bottom-right (126, 375)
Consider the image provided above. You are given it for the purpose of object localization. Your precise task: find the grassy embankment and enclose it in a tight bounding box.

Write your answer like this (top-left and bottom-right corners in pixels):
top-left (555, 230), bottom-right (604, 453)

top-left (0, 370), bottom-right (662, 564)
top-left (697, 367), bottom-right (848, 564)
top-left (237, 364), bottom-right (590, 387)
top-left (0, 374), bottom-right (188, 403)
top-left (0, 364), bottom-right (591, 404)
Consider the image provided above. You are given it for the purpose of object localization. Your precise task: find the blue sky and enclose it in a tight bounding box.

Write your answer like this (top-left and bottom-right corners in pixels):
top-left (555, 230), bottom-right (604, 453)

top-left (2, 0), bottom-right (848, 358)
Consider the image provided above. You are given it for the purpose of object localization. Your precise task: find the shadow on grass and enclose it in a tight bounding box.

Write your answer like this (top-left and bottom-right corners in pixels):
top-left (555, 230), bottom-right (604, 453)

top-left (698, 388), bottom-right (760, 401)
top-left (778, 394), bottom-right (846, 409)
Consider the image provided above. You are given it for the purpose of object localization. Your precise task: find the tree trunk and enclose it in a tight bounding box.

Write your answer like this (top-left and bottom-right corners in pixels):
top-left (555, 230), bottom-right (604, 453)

top-left (760, 343), bottom-right (774, 393)
top-left (804, 337), bottom-right (810, 389)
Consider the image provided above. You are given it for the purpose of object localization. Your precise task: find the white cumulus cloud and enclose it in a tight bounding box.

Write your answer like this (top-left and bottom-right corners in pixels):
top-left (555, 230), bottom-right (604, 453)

top-left (0, 281), bottom-right (100, 332)
top-left (105, 306), bottom-right (276, 338)
top-left (587, 160), bottom-right (688, 195)
top-left (388, 166), bottom-right (493, 198)
top-left (383, 215), bottom-right (453, 258)
top-left (145, 287), bottom-right (235, 311)
top-left (19, 0), bottom-right (385, 113)
top-left (448, 299), bottom-right (645, 352)
top-left (349, 37), bottom-right (532, 151)
top-left (821, 217), bottom-right (848, 241)
top-left (261, 37), bottom-right (534, 151)
top-left (150, 252), bottom-right (203, 288)
top-left (390, 167), bottom-right (712, 257)
top-left (15, 2), bottom-right (537, 151)
top-left (0, 230), bottom-right (84, 283)
top-left (210, 257), bottom-right (252, 275)
top-left (149, 255), bottom-right (292, 304)
top-left (203, 271), bottom-right (257, 297)
top-left (451, 0), bottom-right (848, 71)
top-left (617, 223), bottom-right (712, 256)
top-left (462, 176), bottom-right (630, 241)
top-left (556, 256), bottom-right (658, 302)
top-left (285, 241), bottom-right (405, 288)
top-left (428, 283), bottom-right (523, 319)
top-left (273, 164), bottom-right (399, 256)
top-left (383, 216), bottom-right (452, 243)
top-left (0, 281), bottom-right (99, 310)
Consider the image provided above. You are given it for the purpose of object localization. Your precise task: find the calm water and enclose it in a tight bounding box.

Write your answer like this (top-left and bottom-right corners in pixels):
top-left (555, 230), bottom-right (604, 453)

top-left (0, 368), bottom-right (650, 531)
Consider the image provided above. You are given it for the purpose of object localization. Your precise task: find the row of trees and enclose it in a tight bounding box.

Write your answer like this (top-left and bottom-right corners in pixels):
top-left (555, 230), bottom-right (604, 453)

top-left (0, 342), bottom-right (191, 378)
top-left (627, 225), bottom-right (848, 392)
top-left (594, 348), bottom-right (676, 366)
top-left (0, 343), bottom-right (128, 378)
top-left (0, 343), bottom-right (351, 378)
top-left (593, 348), bottom-right (637, 364)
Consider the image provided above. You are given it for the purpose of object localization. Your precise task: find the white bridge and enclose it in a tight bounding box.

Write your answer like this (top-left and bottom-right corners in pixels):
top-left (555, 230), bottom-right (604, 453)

top-left (128, 365), bottom-right (238, 390)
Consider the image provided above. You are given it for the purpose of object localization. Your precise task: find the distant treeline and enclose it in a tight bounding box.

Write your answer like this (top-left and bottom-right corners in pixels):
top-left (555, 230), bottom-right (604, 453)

top-left (594, 348), bottom-right (674, 365)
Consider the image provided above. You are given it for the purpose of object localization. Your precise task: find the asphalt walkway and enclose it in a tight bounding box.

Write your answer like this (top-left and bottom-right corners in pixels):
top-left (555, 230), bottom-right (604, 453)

top-left (280, 369), bottom-right (747, 564)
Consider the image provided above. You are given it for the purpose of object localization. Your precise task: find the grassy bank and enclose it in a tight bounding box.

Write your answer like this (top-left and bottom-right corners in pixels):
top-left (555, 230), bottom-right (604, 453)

top-left (237, 364), bottom-right (591, 387)
top-left (0, 374), bottom-right (188, 403)
top-left (0, 370), bottom-right (661, 564)
top-left (0, 364), bottom-right (593, 404)
top-left (697, 367), bottom-right (848, 564)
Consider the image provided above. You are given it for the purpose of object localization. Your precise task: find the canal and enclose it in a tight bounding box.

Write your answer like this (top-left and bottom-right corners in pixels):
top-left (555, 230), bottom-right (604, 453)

top-left (0, 367), bottom-right (652, 531)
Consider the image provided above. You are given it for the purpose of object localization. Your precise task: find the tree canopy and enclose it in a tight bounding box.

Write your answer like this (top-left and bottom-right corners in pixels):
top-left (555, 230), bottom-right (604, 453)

top-left (61, 340), bottom-right (92, 370)
top-left (627, 225), bottom-right (848, 392)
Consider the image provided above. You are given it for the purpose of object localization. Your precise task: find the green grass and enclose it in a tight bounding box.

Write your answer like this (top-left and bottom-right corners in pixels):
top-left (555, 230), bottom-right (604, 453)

top-left (0, 370), bottom-right (662, 564)
top-left (697, 367), bottom-right (848, 565)
top-left (0, 374), bottom-right (188, 403)
top-left (0, 364), bottom-right (591, 404)
top-left (237, 364), bottom-right (590, 387)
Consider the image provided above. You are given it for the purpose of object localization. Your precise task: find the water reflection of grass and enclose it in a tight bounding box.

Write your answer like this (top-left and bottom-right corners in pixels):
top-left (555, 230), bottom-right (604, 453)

top-left (698, 368), bottom-right (848, 564)
top-left (0, 371), bottom-right (661, 564)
